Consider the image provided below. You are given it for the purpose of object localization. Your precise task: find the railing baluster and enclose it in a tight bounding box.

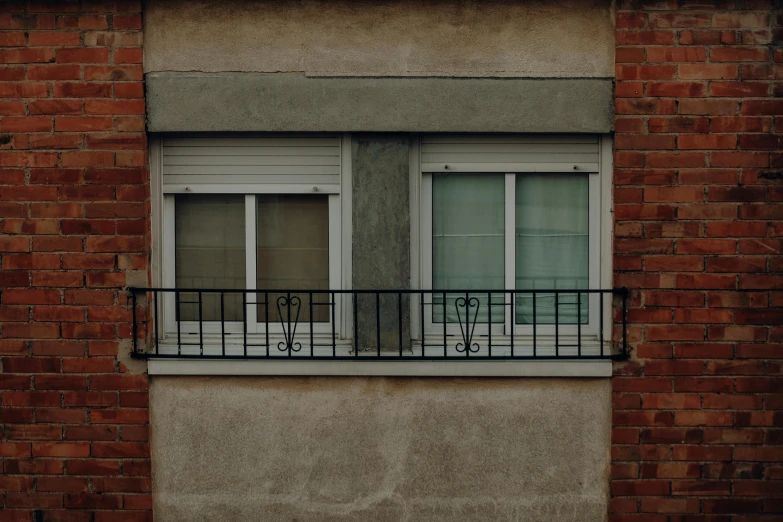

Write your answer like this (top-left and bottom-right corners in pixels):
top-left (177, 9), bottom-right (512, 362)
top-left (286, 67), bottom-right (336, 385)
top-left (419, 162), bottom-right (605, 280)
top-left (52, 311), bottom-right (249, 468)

top-left (442, 291), bottom-right (447, 357)
top-left (153, 289), bottom-right (159, 356)
top-left (198, 291), bottom-right (203, 356)
top-left (510, 291), bottom-right (514, 358)
top-left (420, 291), bottom-right (425, 357)
top-left (220, 292), bottom-right (225, 357)
top-left (331, 291), bottom-right (336, 358)
top-left (353, 292), bottom-right (358, 356)
top-left (554, 292), bottom-right (559, 358)
top-left (577, 292), bottom-right (581, 357)
top-left (532, 291), bottom-right (536, 358)
top-left (310, 291), bottom-right (314, 357)
top-left (376, 292), bottom-right (381, 357)
top-left (264, 292), bottom-right (269, 357)
top-left (243, 291), bottom-right (247, 357)
top-left (487, 291), bottom-right (491, 358)
top-left (175, 290), bottom-right (181, 356)
top-left (398, 292), bottom-right (403, 357)
top-left (287, 291), bottom-right (292, 357)
top-left (599, 291), bottom-right (604, 357)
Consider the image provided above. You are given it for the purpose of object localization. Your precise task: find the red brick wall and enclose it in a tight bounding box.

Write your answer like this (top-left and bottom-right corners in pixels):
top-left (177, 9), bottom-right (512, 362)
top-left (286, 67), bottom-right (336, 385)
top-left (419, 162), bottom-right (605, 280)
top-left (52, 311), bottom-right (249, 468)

top-left (612, 1), bottom-right (782, 520)
top-left (0, 1), bottom-right (151, 521)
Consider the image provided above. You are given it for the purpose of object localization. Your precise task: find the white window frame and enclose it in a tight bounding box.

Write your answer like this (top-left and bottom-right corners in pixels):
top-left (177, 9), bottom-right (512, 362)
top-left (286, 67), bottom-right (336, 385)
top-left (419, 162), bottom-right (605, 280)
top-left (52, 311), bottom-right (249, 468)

top-left (410, 134), bottom-right (613, 356)
top-left (150, 134), bottom-right (353, 355)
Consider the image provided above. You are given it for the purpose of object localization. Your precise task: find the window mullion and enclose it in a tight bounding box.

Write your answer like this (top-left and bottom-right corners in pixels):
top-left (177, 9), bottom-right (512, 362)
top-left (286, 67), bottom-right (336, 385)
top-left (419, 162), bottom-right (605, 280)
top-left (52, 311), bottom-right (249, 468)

top-left (244, 195), bottom-right (258, 333)
top-left (504, 173), bottom-right (515, 335)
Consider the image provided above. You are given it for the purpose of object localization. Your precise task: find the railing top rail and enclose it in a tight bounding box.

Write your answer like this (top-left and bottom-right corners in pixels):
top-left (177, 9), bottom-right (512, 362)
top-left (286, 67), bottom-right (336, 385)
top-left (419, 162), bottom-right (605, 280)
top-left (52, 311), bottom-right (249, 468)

top-left (128, 287), bottom-right (629, 295)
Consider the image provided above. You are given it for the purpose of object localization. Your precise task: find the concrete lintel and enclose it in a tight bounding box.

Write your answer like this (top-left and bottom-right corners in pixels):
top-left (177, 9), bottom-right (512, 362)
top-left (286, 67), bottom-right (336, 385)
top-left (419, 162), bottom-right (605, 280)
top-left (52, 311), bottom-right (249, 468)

top-left (146, 73), bottom-right (613, 133)
top-left (147, 359), bottom-right (612, 377)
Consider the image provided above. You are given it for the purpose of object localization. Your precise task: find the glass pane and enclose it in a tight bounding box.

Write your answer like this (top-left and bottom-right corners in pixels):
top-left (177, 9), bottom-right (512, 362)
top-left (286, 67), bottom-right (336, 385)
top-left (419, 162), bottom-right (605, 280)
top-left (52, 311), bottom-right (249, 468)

top-left (515, 174), bottom-right (588, 325)
top-left (256, 195), bottom-right (330, 324)
top-left (432, 174), bottom-right (504, 323)
top-left (175, 194), bottom-right (246, 322)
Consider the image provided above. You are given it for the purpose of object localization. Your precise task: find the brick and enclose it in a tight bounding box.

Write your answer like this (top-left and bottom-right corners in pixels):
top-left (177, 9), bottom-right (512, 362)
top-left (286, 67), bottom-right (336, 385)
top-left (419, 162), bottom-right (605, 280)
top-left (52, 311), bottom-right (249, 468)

top-left (711, 47), bottom-right (769, 62)
top-left (647, 152), bottom-right (705, 168)
top-left (647, 47), bottom-right (707, 63)
top-left (710, 81), bottom-right (770, 97)
top-left (648, 117), bottom-right (709, 133)
top-left (679, 64), bottom-right (738, 80)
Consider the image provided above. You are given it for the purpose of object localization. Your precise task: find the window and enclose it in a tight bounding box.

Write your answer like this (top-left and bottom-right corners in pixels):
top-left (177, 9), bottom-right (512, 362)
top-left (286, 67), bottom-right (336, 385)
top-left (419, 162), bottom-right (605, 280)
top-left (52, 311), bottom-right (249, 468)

top-left (413, 134), bottom-right (612, 356)
top-left (156, 134), bottom-right (352, 355)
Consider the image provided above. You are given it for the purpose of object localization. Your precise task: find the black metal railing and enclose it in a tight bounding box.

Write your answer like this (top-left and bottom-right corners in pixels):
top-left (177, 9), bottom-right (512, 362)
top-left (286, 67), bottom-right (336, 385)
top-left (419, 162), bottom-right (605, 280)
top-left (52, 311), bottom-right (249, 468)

top-left (128, 288), bottom-right (628, 360)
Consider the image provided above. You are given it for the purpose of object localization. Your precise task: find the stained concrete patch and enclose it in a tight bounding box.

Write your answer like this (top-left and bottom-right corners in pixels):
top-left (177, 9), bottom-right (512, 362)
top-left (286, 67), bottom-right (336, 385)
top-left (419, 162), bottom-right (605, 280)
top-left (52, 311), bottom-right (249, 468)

top-left (150, 377), bottom-right (610, 522)
top-left (144, 0), bottom-right (614, 78)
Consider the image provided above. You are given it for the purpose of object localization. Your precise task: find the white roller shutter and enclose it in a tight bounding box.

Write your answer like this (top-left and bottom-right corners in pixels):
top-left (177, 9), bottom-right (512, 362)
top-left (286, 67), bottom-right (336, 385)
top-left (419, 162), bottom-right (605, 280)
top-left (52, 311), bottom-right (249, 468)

top-left (161, 134), bottom-right (342, 193)
top-left (420, 134), bottom-right (600, 173)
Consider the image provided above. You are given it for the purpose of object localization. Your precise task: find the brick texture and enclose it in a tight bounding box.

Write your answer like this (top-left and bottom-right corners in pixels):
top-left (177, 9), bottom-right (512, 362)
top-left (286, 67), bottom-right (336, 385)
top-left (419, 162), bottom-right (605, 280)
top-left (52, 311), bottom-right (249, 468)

top-left (0, 1), bottom-right (151, 521)
top-left (613, 1), bottom-right (782, 520)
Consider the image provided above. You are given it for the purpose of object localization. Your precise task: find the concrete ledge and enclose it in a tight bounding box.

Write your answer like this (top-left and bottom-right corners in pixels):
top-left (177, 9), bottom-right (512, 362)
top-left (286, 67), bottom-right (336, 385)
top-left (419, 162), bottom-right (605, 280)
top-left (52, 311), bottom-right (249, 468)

top-left (146, 73), bottom-right (613, 133)
top-left (147, 359), bottom-right (612, 377)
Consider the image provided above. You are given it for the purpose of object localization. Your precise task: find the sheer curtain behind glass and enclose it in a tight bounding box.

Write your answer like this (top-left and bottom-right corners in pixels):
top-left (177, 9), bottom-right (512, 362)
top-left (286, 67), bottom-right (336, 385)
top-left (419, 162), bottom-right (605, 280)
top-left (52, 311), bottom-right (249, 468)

top-left (256, 195), bottom-right (329, 323)
top-left (432, 174), bottom-right (504, 323)
top-left (515, 174), bottom-right (588, 324)
top-left (175, 195), bottom-right (246, 321)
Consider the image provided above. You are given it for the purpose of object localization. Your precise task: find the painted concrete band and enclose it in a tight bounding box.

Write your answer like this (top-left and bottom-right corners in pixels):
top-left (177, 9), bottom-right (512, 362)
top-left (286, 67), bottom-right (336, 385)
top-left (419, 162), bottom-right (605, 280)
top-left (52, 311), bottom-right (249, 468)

top-left (147, 359), bottom-right (613, 377)
top-left (145, 73), bottom-right (614, 133)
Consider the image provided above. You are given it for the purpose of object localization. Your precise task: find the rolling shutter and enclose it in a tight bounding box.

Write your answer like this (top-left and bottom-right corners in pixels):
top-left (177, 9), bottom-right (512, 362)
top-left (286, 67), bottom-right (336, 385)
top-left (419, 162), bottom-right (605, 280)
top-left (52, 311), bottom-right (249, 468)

top-left (420, 134), bottom-right (600, 173)
top-left (161, 134), bottom-right (342, 193)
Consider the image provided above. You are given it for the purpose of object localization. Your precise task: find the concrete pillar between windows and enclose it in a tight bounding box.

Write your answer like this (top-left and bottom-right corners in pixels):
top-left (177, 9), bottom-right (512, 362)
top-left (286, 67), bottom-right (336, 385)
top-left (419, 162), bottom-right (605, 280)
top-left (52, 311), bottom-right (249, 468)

top-left (352, 134), bottom-right (411, 352)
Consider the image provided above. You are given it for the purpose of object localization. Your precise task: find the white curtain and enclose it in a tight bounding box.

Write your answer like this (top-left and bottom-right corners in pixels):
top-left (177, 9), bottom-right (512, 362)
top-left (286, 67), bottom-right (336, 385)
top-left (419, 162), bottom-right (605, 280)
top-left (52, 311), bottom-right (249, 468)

top-left (432, 174), bottom-right (505, 323)
top-left (256, 194), bottom-right (329, 323)
top-left (515, 174), bottom-right (588, 325)
top-left (175, 194), bottom-right (246, 321)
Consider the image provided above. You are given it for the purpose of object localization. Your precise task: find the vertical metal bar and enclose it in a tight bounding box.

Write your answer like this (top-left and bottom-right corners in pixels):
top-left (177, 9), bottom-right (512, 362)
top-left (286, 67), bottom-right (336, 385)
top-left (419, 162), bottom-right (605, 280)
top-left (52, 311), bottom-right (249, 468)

top-left (555, 292), bottom-right (559, 358)
top-left (420, 292), bottom-right (425, 357)
top-left (287, 291), bottom-right (291, 357)
top-left (577, 292), bottom-right (581, 358)
top-left (331, 291), bottom-right (336, 358)
top-left (175, 290), bottom-right (181, 356)
top-left (198, 291), bottom-right (203, 356)
top-left (242, 291), bottom-right (247, 357)
top-left (264, 292), bottom-right (269, 357)
top-left (153, 290), bottom-right (159, 355)
top-left (376, 292), bottom-right (381, 357)
top-left (465, 291), bottom-right (469, 358)
top-left (599, 291), bottom-right (604, 357)
top-left (353, 292), bottom-right (358, 357)
top-left (510, 291), bottom-right (514, 358)
top-left (220, 292), bottom-right (225, 357)
top-left (309, 291), bottom-right (314, 358)
top-left (442, 292), bottom-right (447, 357)
top-left (398, 292), bottom-right (403, 357)
top-left (532, 291), bottom-right (536, 358)
top-left (622, 290), bottom-right (628, 358)
top-left (131, 290), bottom-right (137, 355)
top-left (487, 292), bottom-right (492, 358)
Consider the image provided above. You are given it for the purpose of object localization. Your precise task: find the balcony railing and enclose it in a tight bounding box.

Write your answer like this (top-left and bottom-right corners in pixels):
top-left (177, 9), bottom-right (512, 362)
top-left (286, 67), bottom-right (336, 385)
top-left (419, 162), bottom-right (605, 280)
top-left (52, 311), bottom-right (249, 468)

top-left (128, 288), bottom-right (629, 360)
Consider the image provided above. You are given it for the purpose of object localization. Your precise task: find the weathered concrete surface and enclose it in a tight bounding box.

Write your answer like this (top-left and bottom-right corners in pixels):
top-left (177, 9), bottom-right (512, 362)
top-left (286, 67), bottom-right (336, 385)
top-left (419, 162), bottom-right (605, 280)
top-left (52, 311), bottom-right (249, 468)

top-left (144, 0), bottom-right (614, 78)
top-left (146, 74), bottom-right (614, 133)
top-left (352, 135), bottom-right (410, 350)
top-left (150, 377), bottom-right (611, 522)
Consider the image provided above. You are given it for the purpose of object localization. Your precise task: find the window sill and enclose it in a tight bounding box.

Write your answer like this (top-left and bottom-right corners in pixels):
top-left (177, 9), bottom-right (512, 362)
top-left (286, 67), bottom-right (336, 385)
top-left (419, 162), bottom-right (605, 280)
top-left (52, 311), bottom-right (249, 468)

top-left (147, 358), bottom-right (612, 377)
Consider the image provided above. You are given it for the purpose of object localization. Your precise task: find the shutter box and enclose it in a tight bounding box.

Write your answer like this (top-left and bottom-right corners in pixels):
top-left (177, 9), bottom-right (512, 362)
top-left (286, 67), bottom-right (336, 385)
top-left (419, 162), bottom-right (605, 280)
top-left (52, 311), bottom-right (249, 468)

top-left (161, 134), bottom-right (342, 193)
top-left (421, 134), bottom-right (600, 173)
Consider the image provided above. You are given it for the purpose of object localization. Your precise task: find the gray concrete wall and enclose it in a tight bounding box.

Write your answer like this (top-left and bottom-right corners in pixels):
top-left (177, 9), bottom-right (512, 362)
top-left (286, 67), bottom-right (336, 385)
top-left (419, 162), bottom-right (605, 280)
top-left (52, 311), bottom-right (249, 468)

top-left (145, 74), bottom-right (614, 133)
top-left (144, 0), bottom-right (614, 78)
top-left (352, 134), bottom-right (410, 350)
top-left (150, 377), bottom-right (611, 522)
